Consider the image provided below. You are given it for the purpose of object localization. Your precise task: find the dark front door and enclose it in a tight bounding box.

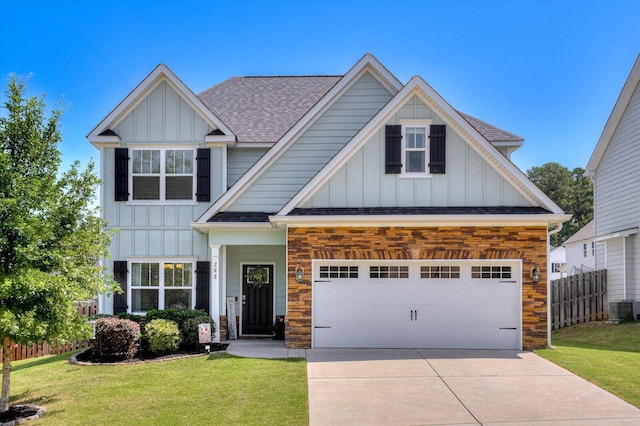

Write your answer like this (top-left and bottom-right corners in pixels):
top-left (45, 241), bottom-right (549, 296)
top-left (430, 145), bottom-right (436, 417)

top-left (242, 264), bottom-right (274, 335)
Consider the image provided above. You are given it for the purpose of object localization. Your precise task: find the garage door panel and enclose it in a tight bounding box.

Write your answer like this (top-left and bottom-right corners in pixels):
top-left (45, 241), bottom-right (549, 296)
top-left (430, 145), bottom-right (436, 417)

top-left (313, 261), bottom-right (521, 350)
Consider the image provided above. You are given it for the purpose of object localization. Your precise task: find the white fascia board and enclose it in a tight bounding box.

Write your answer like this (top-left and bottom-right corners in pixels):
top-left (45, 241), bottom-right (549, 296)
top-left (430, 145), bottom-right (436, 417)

top-left (194, 54), bottom-right (403, 223)
top-left (269, 214), bottom-right (572, 228)
top-left (586, 54), bottom-right (640, 175)
top-left (190, 221), bottom-right (274, 233)
top-left (205, 135), bottom-right (236, 145)
top-left (594, 227), bottom-right (639, 242)
top-left (89, 135), bottom-right (121, 149)
top-left (87, 64), bottom-right (235, 141)
top-left (279, 76), bottom-right (564, 216)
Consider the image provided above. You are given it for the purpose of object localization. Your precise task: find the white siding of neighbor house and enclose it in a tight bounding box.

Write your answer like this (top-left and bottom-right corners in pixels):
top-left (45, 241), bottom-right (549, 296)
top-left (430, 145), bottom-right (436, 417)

top-left (594, 80), bottom-right (640, 302)
top-left (227, 71), bottom-right (393, 212)
top-left (227, 148), bottom-right (269, 187)
top-left (564, 241), bottom-right (595, 275)
top-left (303, 95), bottom-right (532, 209)
top-left (225, 245), bottom-right (287, 317)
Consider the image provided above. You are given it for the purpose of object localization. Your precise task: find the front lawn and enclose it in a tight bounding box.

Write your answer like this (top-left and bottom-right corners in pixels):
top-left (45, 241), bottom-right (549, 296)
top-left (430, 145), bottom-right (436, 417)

top-left (10, 351), bottom-right (308, 425)
top-left (535, 321), bottom-right (640, 408)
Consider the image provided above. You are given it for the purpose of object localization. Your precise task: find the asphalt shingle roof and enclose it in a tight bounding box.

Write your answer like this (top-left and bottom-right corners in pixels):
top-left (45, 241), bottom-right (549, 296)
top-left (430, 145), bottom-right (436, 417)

top-left (198, 76), bottom-right (342, 144)
top-left (197, 76), bottom-right (523, 145)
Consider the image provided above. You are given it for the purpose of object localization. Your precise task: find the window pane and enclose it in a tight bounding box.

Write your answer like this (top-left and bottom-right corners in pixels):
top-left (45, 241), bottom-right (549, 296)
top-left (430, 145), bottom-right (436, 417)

top-left (413, 128), bottom-right (425, 148)
top-left (166, 176), bottom-right (193, 199)
top-left (406, 151), bottom-right (425, 173)
top-left (165, 289), bottom-right (191, 310)
top-left (166, 150), bottom-right (175, 173)
top-left (164, 263), bottom-right (175, 287)
top-left (407, 130), bottom-right (416, 148)
top-left (151, 150), bottom-right (160, 173)
top-left (183, 151), bottom-right (193, 173)
top-left (132, 289), bottom-right (158, 311)
top-left (133, 176), bottom-right (160, 199)
top-left (133, 150), bottom-right (142, 173)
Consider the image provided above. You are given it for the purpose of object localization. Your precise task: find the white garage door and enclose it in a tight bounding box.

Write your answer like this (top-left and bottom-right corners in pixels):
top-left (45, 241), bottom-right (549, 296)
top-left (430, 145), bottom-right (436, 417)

top-left (313, 260), bottom-right (521, 350)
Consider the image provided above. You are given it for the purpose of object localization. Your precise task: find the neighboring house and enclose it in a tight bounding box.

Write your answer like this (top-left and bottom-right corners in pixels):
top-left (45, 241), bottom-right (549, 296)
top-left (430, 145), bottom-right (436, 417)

top-left (586, 53), bottom-right (640, 320)
top-left (549, 246), bottom-right (566, 280)
top-left (562, 220), bottom-right (595, 276)
top-left (88, 54), bottom-right (569, 351)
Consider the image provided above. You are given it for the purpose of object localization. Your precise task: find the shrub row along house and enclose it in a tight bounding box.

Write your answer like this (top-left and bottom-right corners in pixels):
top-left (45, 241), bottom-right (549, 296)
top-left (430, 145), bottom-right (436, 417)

top-left (88, 54), bottom-right (569, 350)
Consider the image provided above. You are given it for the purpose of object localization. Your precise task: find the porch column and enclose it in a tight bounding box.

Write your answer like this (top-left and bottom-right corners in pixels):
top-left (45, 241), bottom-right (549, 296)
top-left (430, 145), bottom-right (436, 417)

top-left (210, 244), bottom-right (221, 343)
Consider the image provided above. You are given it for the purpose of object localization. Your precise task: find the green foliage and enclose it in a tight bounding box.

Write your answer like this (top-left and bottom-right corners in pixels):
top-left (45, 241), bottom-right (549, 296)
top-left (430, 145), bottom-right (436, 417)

top-left (116, 312), bottom-right (142, 323)
top-left (527, 162), bottom-right (593, 245)
top-left (91, 317), bottom-right (140, 361)
top-left (144, 319), bottom-right (181, 355)
top-left (0, 76), bottom-right (118, 411)
top-left (146, 309), bottom-right (216, 350)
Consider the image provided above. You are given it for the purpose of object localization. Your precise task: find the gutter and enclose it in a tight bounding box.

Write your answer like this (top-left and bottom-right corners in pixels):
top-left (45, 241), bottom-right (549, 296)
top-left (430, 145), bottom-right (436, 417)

top-left (547, 222), bottom-right (564, 350)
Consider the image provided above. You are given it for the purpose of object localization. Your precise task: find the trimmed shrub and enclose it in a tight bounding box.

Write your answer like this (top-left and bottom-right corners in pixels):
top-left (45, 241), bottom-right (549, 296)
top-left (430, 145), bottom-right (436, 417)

top-left (145, 319), bottom-right (181, 355)
top-left (117, 312), bottom-right (142, 323)
top-left (146, 309), bottom-right (217, 350)
top-left (91, 317), bottom-right (140, 361)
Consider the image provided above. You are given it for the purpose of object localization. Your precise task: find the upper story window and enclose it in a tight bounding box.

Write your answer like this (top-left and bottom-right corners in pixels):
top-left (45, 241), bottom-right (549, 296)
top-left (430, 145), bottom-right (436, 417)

top-left (385, 122), bottom-right (446, 177)
top-left (403, 126), bottom-right (427, 174)
top-left (583, 243), bottom-right (587, 257)
top-left (131, 149), bottom-right (194, 201)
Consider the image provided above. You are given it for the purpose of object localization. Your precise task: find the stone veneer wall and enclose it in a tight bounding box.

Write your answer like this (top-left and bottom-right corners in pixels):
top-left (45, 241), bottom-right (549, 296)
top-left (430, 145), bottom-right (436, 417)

top-left (286, 226), bottom-right (548, 350)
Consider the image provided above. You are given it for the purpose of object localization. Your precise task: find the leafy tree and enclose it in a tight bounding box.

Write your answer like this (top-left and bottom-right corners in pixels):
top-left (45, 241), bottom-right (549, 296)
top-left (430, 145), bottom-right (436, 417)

top-left (0, 77), bottom-right (117, 413)
top-left (527, 162), bottom-right (593, 246)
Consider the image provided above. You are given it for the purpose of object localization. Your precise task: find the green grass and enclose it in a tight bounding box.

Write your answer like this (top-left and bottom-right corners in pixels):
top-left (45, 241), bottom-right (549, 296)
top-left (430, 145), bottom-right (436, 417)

top-left (535, 321), bottom-right (640, 408)
top-left (10, 351), bottom-right (308, 425)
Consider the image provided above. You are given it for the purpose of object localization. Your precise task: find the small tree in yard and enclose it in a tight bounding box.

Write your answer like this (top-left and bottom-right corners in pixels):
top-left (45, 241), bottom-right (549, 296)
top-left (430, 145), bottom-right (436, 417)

top-left (0, 77), bottom-right (118, 413)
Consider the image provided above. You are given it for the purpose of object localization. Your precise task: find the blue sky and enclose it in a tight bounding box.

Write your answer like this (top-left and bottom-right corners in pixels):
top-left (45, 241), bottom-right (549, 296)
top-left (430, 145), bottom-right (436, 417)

top-left (1, 0), bottom-right (639, 174)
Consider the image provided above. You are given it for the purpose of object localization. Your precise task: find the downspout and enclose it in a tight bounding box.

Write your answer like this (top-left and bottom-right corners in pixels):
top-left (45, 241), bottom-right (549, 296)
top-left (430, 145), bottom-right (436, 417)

top-left (547, 222), bottom-right (564, 350)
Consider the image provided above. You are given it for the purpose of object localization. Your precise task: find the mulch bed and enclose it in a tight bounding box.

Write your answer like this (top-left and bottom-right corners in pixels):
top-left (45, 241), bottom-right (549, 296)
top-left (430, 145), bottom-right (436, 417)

top-left (72, 343), bottom-right (228, 365)
top-left (0, 404), bottom-right (45, 426)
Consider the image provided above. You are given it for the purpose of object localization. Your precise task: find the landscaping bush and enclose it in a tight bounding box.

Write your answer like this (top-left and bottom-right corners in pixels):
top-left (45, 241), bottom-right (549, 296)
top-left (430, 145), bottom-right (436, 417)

top-left (145, 319), bottom-right (181, 355)
top-left (117, 312), bottom-right (142, 323)
top-left (91, 317), bottom-right (140, 361)
top-left (146, 309), bottom-right (217, 350)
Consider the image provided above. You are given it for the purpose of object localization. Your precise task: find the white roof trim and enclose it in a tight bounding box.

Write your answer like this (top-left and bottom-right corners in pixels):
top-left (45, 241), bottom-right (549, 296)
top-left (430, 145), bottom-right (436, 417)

top-left (586, 54), bottom-right (640, 175)
top-left (594, 227), bottom-right (638, 242)
top-left (269, 214), bottom-right (571, 228)
top-left (87, 64), bottom-right (235, 142)
top-left (195, 53), bottom-right (403, 223)
top-left (279, 76), bottom-right (564, 216)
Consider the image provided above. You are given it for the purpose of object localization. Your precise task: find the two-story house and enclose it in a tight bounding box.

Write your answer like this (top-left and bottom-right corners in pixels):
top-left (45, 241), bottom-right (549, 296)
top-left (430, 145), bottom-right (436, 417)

top-left (89, 54), bottom-right (569, 350)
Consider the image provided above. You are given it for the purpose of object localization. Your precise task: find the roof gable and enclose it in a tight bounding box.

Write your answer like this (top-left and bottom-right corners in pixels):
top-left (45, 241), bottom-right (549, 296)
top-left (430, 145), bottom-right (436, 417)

top-left (278, 76), bottom-right (564, 216)
top-left (586, 53), bottom-right (640, 174)
top-left (88, 64), bottom-right (234, 145)
top-left (563, 220), bottom-right (595, 246)
top-left (195, 53), bottom-right (404, 222)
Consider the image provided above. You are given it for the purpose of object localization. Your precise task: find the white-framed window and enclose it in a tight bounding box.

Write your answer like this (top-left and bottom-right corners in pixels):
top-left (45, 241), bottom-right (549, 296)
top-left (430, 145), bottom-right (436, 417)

top-left (130, 260), bottom-right (195, 312)
top-left (551, 263), bottom-right (562, 273)
top-left (420, 265), bottom-right (460, 279)
top-left (583, 243), bottom-right (587, 257)
top-left (400, 120), bottom-right (432, 177)
top-left (370, 265), bottom-right (409, 279)
top-left (131, 148), bottom-right (195, 202)
top-left (591, 241), bottom-right (595, 256)
top-left (319, 265), bottom-right (359, 279)
top-left (471, 266), bottom-right (512, 279)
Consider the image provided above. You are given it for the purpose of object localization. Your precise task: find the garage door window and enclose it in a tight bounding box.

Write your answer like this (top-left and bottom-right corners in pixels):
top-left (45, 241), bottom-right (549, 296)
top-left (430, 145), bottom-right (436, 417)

top-left (471, 266), bottom-right (512, 279)
top-left (420, 266), bottom-right (460, 279)
top-left (319, 265), bottom-right (359, 279)
top-left (369, 265), bottom-right (409, 279)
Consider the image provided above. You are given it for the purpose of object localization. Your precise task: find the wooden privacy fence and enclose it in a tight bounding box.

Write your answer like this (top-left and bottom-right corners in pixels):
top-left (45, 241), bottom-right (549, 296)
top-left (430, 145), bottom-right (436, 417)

top-left (550, 270), bottom-right (607, 330)
top-left (1, 300), bottom-right (98, 362)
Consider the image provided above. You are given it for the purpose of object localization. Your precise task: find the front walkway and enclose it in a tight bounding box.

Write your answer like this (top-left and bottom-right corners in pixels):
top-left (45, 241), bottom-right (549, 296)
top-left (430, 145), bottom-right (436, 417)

top-left (224, 339), bottom-right (307, 359)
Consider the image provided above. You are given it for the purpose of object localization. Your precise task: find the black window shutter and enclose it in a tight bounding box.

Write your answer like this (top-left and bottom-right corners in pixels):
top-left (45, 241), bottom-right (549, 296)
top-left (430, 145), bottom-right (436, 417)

top-left (196, 148), bottom-right (211, 202)
top-left (429, 125), bottom-right (446, 174)
top-left (113, 261), bottom-right (128, 314)
top-left (195, 261), bottom-right (210, 314)
top-left (114, 148), bottom-right (129, 201)
top-left (385, 125), bottom-right (402, 174)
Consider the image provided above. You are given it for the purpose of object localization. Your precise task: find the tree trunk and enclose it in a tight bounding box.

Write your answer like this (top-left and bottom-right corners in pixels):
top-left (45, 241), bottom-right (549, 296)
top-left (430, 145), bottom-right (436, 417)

top-left (1, 336), bottom-right (11, 413)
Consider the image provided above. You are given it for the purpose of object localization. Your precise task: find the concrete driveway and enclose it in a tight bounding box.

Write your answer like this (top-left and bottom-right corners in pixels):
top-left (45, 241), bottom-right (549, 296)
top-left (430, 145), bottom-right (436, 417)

top-left (307, 349), bottom-right (640, 425)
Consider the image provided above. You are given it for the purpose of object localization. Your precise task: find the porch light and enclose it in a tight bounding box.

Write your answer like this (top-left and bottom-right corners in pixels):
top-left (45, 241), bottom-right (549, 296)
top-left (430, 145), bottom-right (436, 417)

top-left (295, 267), bottom-right (304, 283)
top-left (532, 265), bottom-right (540, 283)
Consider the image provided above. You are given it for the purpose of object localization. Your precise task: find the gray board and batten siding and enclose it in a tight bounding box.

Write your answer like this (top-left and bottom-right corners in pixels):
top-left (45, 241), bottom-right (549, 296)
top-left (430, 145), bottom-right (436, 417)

top-left (226, 71), bottom-right (394, 212)
top-left (302, 95), bottom-right (532, 209)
